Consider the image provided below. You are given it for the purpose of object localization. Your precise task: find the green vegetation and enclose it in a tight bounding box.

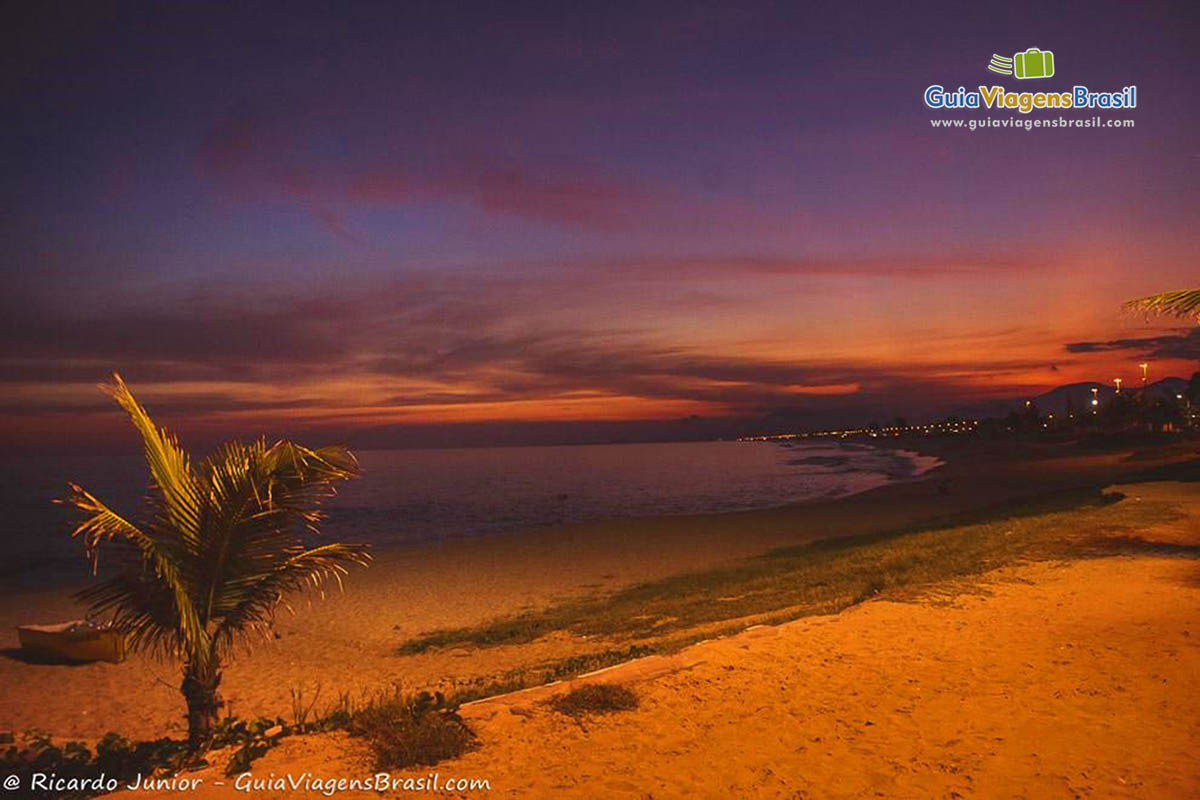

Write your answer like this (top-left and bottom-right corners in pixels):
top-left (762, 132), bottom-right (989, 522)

top-left (399, 487), bottom-right (1193, 657)
top-left (347, 689), bottom-right (476, 770)
top-left (1, 730), bottom-right (190, 800)
top-left (0, 714), bottom-right (329, 800)
top-left (59, 375), bottom-right (371, 751)
top-left (1, 688), bottom-right (476, 799)
top-left (438, 644), bottom-right (656, 707)
top-left (1124, 288), bottom-right (1200, 322)
top-left (548, 684), bottom-right (638, 717)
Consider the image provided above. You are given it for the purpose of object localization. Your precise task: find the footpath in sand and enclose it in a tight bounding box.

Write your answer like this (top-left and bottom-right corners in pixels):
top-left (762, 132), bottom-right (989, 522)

top-left (125, 483), bottom-right (1200, 799)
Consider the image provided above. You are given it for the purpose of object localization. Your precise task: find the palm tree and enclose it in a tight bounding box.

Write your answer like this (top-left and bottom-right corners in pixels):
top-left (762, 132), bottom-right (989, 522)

top-left (60, 375), bottom-right (371, 750)
top-left (1124, 289), bottom-right (1200, 322)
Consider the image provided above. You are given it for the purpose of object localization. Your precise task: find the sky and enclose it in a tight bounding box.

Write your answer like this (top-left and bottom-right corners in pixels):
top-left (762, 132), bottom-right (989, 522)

top-left (2, 1), bottom-right (1198, 452)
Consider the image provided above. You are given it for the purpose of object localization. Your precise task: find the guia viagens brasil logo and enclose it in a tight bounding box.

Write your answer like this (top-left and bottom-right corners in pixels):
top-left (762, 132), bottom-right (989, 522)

top-left (988, 48), bottom-right (1054, 79)
top-left (924, 47), bottom-right (1136, 114)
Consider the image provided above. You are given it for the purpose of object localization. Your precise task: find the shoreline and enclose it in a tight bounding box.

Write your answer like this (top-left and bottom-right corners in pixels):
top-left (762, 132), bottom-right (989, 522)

top-left (0, 437), bottom-right (1196, 742)
top-left (108, 477), bottom-right (1200, 799)
top-left (0, 438), bottom-right (943, 597)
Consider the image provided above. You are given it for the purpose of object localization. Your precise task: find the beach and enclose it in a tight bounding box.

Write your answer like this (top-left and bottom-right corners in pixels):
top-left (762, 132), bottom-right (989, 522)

top-left (101, 477), bottom-right (1200, 799)
top-left (2, 439), bottom-right (1199, 798)
top-left (7, 2), bottom-right (1196, 796)
top-left (447, 524), bottom-right (1200, 799)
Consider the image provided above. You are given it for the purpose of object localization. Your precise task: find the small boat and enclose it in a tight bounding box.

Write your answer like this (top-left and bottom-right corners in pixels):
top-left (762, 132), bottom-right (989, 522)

top-left (17, 620), bottom-right (127, 663)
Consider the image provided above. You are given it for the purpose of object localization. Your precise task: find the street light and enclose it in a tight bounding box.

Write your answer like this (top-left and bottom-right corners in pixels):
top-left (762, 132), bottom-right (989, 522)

top-left (1139, 362), bottom-right (1149, 387)
top-left (1091, 387), bottom-right (1099, 410)
top-left (1114, 377), bottom-right (1122, 393)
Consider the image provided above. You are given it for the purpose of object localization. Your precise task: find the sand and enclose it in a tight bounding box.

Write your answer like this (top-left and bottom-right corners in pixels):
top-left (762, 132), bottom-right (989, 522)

top-left (448, 556), bottom-right (1200, 798)
top-left (2, 439), bottom-right (1191, 743)
top-left (109, 480), bottom-right (1200, 799)
top-left (1, 441), bottom-right (1198, 798)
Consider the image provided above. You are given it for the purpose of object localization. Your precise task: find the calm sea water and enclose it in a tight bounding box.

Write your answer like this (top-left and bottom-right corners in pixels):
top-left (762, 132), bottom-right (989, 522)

top-left (0, 440), bottom-right (939, 589)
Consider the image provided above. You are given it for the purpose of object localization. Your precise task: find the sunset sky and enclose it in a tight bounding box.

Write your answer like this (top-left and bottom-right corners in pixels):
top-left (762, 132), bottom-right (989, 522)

top-left (3, 1), bottom-right (1197, 452)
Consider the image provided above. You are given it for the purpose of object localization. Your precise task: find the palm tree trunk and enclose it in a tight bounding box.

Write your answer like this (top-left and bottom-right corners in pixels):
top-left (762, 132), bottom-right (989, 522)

top-left (181, 659), bottom-right (223, 750)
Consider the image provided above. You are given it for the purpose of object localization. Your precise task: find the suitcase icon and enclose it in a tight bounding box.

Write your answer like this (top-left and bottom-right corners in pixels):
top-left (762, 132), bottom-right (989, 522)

top-left (1013, 48), bottom-right (1054, 79)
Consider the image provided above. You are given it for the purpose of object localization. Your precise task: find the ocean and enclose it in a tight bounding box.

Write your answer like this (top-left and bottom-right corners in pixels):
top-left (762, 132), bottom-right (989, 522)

top-left (0, 440), bottom-right (940, 590)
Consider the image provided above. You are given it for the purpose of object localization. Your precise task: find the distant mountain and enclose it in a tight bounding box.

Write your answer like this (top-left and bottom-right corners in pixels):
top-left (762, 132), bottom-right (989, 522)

top-left (1145, 376), bottom-right (1190, 401)
top-left (1030, 377), bottom-right (1188, 415)
top-left (1033, 381), bottom-right (1113, 415)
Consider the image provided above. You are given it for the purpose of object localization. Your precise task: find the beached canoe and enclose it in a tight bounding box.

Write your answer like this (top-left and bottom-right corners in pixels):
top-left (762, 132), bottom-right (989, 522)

top-left (16, 621), bottom-right (127, 663)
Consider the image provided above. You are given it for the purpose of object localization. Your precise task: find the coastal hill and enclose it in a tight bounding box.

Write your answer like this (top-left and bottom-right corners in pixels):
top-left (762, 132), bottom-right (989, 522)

top-left (1031, 377), bottom-right (1189, 415)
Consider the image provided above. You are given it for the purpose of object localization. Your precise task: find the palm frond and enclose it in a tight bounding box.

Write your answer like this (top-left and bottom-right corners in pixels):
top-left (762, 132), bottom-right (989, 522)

top-left (76, 568), bottom-right (190, 660)
top-left (212, 542), bottom-right (372, 653)
top-left (61, 482), bottom-right (208, 655)
top-left (193, 439), bottom-right (269, 624)
top-left (1123, 289), bottom-right (1200, 322)
top-left (101, 374), bottom-right (205, 548)
top-left (194, 440), bottom-right (360, 624)
top-left (59, 482), bottom-right (155, 572)
top-left (63, 376), bottom-right (368, 674)
top-left (62, 376), bottom-right (370, 746)
top-left (257, 442), bottom-right (360, 528)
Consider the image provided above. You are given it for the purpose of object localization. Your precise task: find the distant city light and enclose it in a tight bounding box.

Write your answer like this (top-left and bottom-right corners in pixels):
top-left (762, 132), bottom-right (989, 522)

top-left (737, 360), bottom-right (1191, 443)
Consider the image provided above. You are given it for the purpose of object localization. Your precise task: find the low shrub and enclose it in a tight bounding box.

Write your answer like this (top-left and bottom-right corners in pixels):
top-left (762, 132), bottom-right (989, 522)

top-left (347, 690), bottom-right (476, 770)
top-left (548, 683), bottom-right (638, 717)
top-left (0, 686), bottom-right (480, 799)
top-left (0, 715), bottom-right (299, 799)
top-left (1, 730), bottom-right (191, 800)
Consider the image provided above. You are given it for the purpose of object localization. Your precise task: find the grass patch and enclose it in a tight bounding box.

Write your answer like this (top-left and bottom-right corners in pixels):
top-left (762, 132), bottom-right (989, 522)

top-left (548, 684), bottom-right (638, 717)
top-left (399, 487), bottom-right (1194, 655)
top-left (347, 689), bottom-right (476, 770)
top-left (540, 644), bottom-right (655, 682)
top-left (443, 645), bottom-right (656, 706)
